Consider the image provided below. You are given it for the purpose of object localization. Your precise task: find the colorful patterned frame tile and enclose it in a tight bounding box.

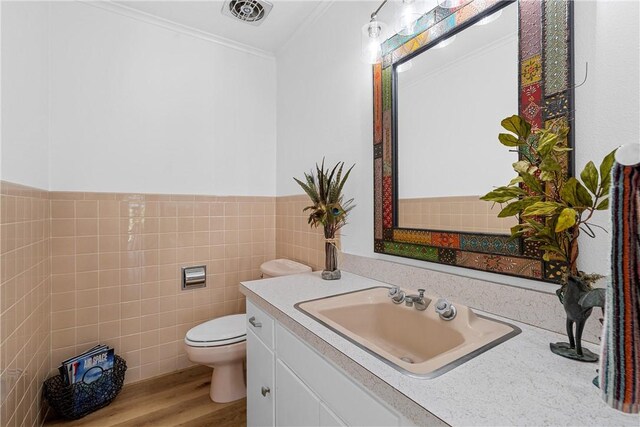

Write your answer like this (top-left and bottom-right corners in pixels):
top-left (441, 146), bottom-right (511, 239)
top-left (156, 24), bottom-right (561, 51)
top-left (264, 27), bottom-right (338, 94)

top-left (373, 0), bottom-right (574, 283)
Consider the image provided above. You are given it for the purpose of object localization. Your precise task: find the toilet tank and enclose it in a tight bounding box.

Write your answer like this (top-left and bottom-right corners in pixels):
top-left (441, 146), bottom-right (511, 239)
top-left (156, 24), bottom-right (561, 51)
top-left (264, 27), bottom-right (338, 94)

top-left (260, 259), bottom-right (311, 278)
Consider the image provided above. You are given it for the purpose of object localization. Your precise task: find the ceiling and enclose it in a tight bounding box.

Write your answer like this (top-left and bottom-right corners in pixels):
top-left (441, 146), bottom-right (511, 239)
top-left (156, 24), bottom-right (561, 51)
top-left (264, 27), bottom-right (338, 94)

top-left (114, 0), bottom-right (325, 53)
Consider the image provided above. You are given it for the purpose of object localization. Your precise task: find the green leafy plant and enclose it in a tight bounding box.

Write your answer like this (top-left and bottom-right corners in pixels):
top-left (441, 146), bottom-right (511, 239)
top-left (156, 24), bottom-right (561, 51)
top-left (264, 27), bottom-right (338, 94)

top-left (481, 115), bottom-right (616, 281)
top-left (293, 159), bottom-right (355, 240)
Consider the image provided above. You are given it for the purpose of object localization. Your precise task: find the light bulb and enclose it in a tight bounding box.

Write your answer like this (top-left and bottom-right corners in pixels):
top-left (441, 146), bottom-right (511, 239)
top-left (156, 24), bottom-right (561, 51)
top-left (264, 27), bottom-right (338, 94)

top-left (361, 21), bottom-right (386, 64)
top-left (395, 0), bottom-right (422, 36)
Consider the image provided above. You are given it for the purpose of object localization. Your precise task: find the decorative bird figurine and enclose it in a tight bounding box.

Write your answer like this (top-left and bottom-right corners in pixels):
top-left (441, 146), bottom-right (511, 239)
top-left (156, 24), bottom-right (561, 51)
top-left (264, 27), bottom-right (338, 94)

top-left (550, 275), bottom-right (606, 362)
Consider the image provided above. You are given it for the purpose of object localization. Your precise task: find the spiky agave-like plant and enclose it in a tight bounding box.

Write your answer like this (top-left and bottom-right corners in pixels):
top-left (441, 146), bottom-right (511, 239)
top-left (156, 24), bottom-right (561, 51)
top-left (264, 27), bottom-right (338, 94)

top-left (294, 159), bottom-right (355, 240)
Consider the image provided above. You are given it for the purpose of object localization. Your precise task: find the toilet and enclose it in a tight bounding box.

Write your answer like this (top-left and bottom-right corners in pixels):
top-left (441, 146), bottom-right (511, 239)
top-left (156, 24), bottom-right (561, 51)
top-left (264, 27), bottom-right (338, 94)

top-left (184, 258), bottom-right (311, 403)
top-left (184, 314), bottom-right (247, 403)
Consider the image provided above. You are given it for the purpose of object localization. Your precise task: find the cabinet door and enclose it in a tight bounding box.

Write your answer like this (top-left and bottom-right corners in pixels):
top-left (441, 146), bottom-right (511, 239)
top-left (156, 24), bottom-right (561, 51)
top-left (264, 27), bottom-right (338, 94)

top-left (275, 360), bottom-right (320, 427)
top-left (248, 329), bottom-right (275, 427)
top-left (319, 402), bottom-right (346, 427)
top-left (276, 323), bottom-right (400, 426)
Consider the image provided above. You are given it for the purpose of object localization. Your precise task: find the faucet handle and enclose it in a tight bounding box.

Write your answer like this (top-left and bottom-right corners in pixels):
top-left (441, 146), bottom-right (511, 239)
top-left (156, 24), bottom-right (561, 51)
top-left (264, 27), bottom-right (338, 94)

top-left (435, 298), bottom-right (449, 311)
top-left (388, 287), bottom-right (405, 304)
top-left (435, 298), bottom-right (457, 320)
top-left (418, 289), bottom-right (425, 298)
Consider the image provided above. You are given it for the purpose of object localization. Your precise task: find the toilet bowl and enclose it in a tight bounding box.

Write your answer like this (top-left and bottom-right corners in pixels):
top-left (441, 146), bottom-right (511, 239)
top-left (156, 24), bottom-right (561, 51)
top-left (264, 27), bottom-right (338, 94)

top-left (184, 314), bottom-right (247, 403)
top-left (185, 259), bottom-right (310, 403)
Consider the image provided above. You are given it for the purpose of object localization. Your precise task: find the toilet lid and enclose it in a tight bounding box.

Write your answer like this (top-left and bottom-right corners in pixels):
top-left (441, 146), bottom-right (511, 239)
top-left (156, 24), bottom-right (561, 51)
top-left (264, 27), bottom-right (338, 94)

top-left (185, 314), bottom-right (246, 347)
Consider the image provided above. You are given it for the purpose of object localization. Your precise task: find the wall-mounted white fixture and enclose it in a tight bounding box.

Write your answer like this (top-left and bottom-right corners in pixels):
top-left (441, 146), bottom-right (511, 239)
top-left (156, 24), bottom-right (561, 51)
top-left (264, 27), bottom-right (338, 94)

top-left (221, 0), bottom-right (273, 26)
top-left (437, 0), bottom-right (472, 9)
top-left (433, 34), bottom-right (456, 49)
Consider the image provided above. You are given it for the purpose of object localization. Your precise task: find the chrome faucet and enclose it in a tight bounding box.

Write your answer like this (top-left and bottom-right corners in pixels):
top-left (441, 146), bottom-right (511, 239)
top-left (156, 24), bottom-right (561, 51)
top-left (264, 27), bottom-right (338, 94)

top-left (404, 289), bottom-right (428, 311)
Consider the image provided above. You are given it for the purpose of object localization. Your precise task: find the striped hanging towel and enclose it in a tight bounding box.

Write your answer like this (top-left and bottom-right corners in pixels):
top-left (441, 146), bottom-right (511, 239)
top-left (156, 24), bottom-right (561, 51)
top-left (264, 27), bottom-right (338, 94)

top-left (599, 161), bottom-right (640, 414)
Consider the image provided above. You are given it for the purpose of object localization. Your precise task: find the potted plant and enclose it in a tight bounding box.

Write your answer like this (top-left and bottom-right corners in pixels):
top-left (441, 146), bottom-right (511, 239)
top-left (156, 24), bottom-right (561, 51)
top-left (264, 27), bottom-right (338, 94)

top-left (294, 160), bottom-right (355, 280)
top-left (481, 115), bottom-right (616, 361)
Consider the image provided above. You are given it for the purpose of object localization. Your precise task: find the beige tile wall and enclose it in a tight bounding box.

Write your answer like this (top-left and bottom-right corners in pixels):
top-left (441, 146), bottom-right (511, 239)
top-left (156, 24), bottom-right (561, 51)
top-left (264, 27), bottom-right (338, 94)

top-left (275, 195), bottom-right (334, 272)
top-left (0, 181), bottom-right (51, 427)
top-left (49, 192), bottom-right (275, 384)
top-left (398, 196), bottom-right (517, 234)
top-left (0, 187), bottom-right (332, 424)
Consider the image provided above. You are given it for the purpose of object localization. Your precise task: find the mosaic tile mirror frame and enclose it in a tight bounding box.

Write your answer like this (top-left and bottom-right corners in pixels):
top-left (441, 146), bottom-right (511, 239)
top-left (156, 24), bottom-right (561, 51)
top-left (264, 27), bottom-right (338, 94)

top-left (372, 0), bottom-right (575, 283)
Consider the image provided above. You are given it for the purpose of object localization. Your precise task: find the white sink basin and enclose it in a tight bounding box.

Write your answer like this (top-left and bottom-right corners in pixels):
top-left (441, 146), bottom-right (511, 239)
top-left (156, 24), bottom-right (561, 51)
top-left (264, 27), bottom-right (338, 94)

top-left (296, 287), bottom-right (520, 377)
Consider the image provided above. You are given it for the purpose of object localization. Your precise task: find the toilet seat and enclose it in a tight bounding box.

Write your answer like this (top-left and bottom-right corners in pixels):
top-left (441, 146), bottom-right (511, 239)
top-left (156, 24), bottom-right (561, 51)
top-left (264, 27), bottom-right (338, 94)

top-left (185, 314), bottom-right (246, 347)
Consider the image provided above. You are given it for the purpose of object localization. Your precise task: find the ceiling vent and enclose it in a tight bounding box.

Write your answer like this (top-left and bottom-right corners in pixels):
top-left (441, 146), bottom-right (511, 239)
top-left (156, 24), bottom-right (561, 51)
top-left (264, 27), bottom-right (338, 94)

top-left (221, 0), bottom-right (273, 26)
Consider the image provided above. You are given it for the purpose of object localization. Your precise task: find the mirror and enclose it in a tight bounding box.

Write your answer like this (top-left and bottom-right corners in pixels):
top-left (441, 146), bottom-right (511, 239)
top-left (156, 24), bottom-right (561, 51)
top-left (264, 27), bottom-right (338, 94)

top-left (373, 0), bottom-right (575, 282)
top-left (396, 3), bottom-right (518, 235)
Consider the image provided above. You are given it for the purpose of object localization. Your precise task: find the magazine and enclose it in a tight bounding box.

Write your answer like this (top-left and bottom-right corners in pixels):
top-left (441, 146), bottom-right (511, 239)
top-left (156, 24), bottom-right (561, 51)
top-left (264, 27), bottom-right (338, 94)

top-left (58, 345), bottom-right (115, 385)
top-left (72, 348), bottom-right (115, 384)
top-left (58, 345), bottom-right (106, 380)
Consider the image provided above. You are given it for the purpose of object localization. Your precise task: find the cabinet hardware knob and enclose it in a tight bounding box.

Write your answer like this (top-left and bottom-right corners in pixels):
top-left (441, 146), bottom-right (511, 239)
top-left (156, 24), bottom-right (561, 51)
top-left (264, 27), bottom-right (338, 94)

top-left (249, 316), bottom-right (262, 328)
top-left (261, 386), bottom-right (270, 397)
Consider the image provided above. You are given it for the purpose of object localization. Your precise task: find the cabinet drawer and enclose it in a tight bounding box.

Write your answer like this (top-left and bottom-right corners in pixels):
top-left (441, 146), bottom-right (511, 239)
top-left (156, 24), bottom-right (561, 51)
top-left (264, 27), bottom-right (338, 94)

top-left (276, 323), bottom-right (399, 426)
top-left (247, 300), bottom-right (275, 350)
top-left (247, 329), bottom-right (275, 427)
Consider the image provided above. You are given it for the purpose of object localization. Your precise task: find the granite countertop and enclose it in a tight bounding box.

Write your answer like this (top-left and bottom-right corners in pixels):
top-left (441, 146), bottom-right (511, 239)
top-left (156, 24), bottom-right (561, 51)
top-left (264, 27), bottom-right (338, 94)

top-left (240, 271), bottom-right (637, 427)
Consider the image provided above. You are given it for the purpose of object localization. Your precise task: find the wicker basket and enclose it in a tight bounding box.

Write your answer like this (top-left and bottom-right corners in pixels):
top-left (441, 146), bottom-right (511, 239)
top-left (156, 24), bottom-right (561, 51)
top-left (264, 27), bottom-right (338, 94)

top-left (43, 355), bottom-right (127, 420)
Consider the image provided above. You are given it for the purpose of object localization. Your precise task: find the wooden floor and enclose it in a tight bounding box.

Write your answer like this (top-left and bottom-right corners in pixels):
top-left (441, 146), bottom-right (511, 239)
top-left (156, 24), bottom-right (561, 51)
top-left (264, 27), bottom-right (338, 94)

top-left (45, 366), bottom-right (247, 427)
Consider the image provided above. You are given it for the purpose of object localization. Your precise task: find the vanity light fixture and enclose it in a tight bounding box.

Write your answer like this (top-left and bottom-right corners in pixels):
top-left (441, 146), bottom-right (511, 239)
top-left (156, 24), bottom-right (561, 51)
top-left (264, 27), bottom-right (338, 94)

top-left (395, 0), bottom-right (422, 36)
top-left (363, 0), bottom-right (443, 64)
top-left (361, 19), bottom-right (387, 64)
top-left (361, 0), bottom-right (389, 64)
top-left (437, 0), bottom-right (471, 9)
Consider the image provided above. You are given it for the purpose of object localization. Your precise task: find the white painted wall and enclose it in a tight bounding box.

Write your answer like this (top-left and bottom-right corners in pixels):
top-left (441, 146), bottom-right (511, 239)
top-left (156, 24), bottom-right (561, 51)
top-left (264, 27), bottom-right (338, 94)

top-left (573, 0), bottom-right (640, 276)
top-left (48, 2), bottom-right (277, 196)
top-left (276, 0), bottom-right (376, 260)
top-left (1, 1), bottom-right (50, 190)
top-left (276, 0), bottom-right (640, 281)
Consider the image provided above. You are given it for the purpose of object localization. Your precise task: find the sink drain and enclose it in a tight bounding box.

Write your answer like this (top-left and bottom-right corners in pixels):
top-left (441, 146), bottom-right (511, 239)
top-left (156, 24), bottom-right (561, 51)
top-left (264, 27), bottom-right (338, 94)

top-left (400, 356), bottom-right (414, 364)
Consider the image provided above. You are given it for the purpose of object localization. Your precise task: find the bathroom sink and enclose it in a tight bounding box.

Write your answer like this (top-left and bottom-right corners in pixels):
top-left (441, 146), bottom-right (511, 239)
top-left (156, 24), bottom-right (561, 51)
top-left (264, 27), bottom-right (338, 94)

top-left (295, 287), bottom-right (520, 378)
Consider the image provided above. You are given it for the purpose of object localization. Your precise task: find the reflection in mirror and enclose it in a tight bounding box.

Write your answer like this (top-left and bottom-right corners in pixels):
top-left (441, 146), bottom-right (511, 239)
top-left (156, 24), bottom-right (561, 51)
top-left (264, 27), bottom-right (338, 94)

top-left (396, 3), bottom-right (518, 235)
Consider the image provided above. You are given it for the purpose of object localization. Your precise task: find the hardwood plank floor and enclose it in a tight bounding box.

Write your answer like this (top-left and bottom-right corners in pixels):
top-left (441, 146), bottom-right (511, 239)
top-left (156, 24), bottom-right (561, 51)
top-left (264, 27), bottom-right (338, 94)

top-left (45, 366), bottom-right (247, 427)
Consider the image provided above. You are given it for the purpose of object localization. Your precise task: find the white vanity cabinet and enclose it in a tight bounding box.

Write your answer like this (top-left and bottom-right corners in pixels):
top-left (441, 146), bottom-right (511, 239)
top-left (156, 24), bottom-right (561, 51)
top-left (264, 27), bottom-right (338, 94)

top-left (246, 300), bottom-right (404, 427)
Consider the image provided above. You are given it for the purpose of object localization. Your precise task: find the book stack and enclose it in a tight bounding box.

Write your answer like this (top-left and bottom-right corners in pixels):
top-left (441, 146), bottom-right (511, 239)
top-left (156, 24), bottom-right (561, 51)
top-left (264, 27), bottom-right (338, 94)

top-left (59, 345), bottom-right (115, 385)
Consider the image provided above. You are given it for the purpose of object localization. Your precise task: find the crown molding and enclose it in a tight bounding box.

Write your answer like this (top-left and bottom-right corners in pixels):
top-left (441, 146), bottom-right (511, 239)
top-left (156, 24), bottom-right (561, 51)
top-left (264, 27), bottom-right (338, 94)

top-left (78, 0), bottom-right (275, 60)
top-left (277, 0), bottom-right (336, 56)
